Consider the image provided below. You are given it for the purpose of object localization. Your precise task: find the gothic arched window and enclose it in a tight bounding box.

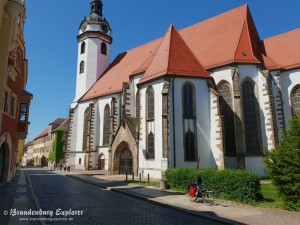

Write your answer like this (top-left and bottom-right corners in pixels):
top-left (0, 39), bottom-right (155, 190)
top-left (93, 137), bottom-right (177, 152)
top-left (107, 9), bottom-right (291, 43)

top-left (242, 79), bottom-right (262, 155)
top-left (82, 107), bottom-right (91, 151)
top-left (79, 61), bottom-right (85, 74)
top-left (218, 81), bottom-right (236, 156)
top-left (103, 104), bottom-right (111, 145)
top-left (81, 42), bottom-right (86, 54)
top-left (183, 83), bottom-right (195, 118)
top-left (146, 86), bottom-right (154, 120)
top-left (147, 132), bottom-right (155, 159)
top-left (101, 42), bottom-right (107, 55)
top-left (185, 130), bottom-right (196, 161)
top-left (291, 86), bottom-right (300, 116)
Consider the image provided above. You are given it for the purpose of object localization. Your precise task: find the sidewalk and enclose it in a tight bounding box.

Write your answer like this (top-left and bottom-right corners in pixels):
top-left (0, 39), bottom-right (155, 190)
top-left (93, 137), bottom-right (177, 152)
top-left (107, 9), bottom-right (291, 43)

top-left (0, 170), bottom-right (39, 225)
top-left (54, 169), bottom-right (300, 225)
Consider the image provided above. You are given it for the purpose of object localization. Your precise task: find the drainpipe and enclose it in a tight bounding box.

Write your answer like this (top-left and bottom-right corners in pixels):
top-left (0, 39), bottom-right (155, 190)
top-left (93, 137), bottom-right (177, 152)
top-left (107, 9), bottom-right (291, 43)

top-left (172, 77), bottom-right (176, 168)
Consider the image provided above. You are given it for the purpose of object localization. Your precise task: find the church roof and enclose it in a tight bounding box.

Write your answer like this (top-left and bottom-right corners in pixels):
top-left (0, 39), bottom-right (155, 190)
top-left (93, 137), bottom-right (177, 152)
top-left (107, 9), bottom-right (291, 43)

top-left (263, 28), bottom-right (300, 70)
top-left (80, 4), bottom-right (299, 102)
top-left (138, 25), bottom-right (210, 84)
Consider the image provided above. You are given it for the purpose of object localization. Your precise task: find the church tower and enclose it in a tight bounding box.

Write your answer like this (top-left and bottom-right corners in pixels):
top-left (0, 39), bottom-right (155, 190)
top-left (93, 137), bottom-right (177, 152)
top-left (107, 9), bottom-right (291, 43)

top-left (73, 0), bottom-right (112, 105)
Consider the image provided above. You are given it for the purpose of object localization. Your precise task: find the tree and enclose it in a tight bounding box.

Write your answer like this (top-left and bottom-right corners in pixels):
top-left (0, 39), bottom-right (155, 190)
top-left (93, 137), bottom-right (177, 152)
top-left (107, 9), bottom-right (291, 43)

top-left (264, 115), bottom-right (300, 211)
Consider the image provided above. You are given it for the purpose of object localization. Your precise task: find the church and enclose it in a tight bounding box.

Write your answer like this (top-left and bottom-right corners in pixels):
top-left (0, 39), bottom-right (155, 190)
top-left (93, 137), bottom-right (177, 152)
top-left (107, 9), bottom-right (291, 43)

top-left (66, 0), bottom-right (300, 178)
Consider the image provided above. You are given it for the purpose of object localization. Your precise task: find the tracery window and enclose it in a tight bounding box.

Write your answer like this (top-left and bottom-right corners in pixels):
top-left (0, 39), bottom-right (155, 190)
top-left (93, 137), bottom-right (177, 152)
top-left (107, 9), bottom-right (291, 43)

top-left (291, 86), bottom-right (300, 115)
top-left (185, 130), bottom-right (196, 161)
top-left (183, 83), bottom-right (195, 118)
top-left (242, 79), bottom-right (261, 155)
top-left (103, 104), bottom-right (111, 145)
top-left (82, 107), bottom-right (91, 151)
top-left (146, 86), bottom-right (154, 120)
top-left (147, 132), bottom-right (155, 159)
top-left (218, 82), bottom-right (236, 156)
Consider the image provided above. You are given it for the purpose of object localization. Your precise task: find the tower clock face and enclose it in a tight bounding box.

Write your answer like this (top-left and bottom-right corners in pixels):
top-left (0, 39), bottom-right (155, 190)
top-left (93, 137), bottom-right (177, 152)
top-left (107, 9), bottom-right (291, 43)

top-left (100, 22), bottom-right (109, 34)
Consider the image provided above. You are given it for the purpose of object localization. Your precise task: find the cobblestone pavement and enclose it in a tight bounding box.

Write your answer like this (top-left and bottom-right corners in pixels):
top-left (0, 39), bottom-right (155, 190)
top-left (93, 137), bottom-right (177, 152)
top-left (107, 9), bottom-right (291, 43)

top-left (0, 170), bottom-right (39, 225)
top-left (24, 168), bottom-right (223, 225)
top-left (60, 169), bottom-right (300, 225)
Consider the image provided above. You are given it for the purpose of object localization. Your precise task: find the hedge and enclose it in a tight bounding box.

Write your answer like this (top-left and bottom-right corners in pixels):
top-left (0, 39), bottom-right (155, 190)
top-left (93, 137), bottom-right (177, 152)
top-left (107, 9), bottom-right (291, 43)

top-left (165, 168), bottom-right (261, 203)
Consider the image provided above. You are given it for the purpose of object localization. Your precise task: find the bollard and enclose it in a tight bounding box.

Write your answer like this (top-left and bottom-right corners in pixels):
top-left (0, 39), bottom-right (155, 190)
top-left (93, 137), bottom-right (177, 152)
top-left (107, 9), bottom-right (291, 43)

top-left (126, 171), bottom-right (128, 181)
top-left (132, 172), bottom-right (134, 182)
top-left (139, 173), bottom-right (141, 184)
top-left (148, 174), bottom-right (150, 185)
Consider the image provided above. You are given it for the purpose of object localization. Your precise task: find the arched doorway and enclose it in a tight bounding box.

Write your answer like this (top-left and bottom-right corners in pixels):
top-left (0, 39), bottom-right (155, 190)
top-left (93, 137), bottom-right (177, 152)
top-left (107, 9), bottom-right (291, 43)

top-left (119, 147), bottom-right (132, 174)
top-left (98, 154), bottom-right (105, 170)
top-left (0, 145), bottom-right (5, 182)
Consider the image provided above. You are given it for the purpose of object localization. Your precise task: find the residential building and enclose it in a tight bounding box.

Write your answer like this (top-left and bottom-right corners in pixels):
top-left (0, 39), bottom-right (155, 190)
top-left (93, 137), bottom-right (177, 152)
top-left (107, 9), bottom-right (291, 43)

top-left (66, 1), bottom-right (300, 178)
top-left (0, 0), bottom-right (32, 184)
top-left (32, 118), bottom-right (65, 166)
top-left (22, 140), bottom-right (33, 166)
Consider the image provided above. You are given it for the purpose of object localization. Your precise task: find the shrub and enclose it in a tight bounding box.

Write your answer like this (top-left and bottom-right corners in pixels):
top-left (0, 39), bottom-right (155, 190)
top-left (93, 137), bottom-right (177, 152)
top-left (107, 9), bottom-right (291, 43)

top-left (165, 168), bottom-right (261, 203)
top-left (49, 130), bottom-right (65, 165)
top-left (264, 115), bottom-right (300, 211)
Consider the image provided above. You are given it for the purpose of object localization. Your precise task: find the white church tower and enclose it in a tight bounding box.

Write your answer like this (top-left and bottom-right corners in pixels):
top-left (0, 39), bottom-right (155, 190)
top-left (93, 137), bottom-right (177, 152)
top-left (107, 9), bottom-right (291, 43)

top-left (72, 0), bottom-right (112, 106)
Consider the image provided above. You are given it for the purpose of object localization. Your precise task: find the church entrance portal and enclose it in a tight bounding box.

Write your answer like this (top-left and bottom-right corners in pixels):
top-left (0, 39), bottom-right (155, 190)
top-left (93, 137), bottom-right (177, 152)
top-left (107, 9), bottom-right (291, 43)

top-left (98, 154), bottom-right (105, 170)
top-left (119, 148), bottom-right (132, 174)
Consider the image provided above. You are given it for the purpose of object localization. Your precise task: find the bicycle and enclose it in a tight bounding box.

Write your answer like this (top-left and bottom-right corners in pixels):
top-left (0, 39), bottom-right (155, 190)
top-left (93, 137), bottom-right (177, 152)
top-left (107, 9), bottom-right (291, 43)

top-left (189, 181), bottom-right (216, 206)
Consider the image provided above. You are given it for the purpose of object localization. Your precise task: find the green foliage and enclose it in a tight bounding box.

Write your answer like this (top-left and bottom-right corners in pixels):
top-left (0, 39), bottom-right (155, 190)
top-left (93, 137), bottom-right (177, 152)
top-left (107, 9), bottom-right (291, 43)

top-left (250, 182), bottom-right (284, 209)
top-left (49, 130), bottom-right (65, 165)
top-left (165, 168), bottom-right (261, 203)
top-left (264, 115), bottom-right (300, 211)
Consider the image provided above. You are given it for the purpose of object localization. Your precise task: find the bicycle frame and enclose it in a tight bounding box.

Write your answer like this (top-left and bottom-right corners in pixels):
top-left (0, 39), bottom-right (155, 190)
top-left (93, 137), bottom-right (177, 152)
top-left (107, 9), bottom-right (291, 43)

top-left (189, 182), bottom-right (215, 206)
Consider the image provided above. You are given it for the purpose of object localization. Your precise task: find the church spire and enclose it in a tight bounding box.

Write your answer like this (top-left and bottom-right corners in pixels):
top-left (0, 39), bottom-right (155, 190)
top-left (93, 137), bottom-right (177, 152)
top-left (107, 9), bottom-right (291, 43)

top-left (90, 0), bottom-right (103, 17)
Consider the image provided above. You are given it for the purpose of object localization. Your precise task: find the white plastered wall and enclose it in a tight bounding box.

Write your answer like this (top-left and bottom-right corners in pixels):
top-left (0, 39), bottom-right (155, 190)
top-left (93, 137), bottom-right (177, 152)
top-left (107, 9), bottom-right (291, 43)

top-left (139, 79), bottom-right (164, 179)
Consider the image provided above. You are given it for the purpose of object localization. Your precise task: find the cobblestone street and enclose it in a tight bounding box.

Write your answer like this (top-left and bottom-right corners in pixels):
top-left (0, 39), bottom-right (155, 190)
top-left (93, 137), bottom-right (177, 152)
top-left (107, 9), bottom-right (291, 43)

top-left (4, 168), bottom-right (222, 225)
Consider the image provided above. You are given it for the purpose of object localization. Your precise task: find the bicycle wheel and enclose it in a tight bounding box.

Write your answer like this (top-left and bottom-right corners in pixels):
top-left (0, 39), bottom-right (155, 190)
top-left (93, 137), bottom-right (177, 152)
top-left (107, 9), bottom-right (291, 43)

top-left (204, 191), bottom-right (214, 206)
top-left (189, 187), bottom-right (198, 202)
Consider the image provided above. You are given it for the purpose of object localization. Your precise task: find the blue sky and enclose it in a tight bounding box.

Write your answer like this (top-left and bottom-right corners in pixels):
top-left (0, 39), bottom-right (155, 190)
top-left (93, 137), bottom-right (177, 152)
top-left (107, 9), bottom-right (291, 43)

top-left (24, 0), bottom-right (300, 141)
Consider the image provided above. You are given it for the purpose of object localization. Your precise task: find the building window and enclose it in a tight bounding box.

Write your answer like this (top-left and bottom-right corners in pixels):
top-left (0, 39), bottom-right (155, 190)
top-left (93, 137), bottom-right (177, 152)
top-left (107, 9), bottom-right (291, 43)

top-left (3, 90), bottom-right (9, 113)
top-left (79, 61), bottom-right (85, 74)
top-left (101, 42), bottom-right (107, 55)
top-left (218, 82), bottom-right (236, 156)
top-left (146, 86), bottom-right (154, 120)
top-left (185, 130), bottom-right (196, 161)
top-left (147, 132), bottom-right (155, 159)
top-left (103, 104), bottom-right (111, 145)
top-left (81, 42), bottom-right (86, 54)
top-left (182, 83), bottom-right (195, 118)
top-left (291, 86), bottom-right (300, 116)
top-left (79, 158), bottom-right (81, 165)
top-left (19, 103), bottom-right (27, 122)
top-left (242, 79), bottom-right (262, 155)
top-left (82, 106), bottom-right (91, 151)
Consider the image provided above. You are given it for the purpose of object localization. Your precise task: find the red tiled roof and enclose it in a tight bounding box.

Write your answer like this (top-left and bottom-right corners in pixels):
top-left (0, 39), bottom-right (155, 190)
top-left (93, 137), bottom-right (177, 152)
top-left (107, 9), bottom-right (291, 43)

top-left (80, 39), bottom-right (161, 101)
top-left (263, 28), bottom-right (300, 70)
top-left (80, 4), bottom-right (299, 102)
top-left (139, 25), bottom-right (210, 84)
top-left (34, 128), bottom-right (49, 140)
